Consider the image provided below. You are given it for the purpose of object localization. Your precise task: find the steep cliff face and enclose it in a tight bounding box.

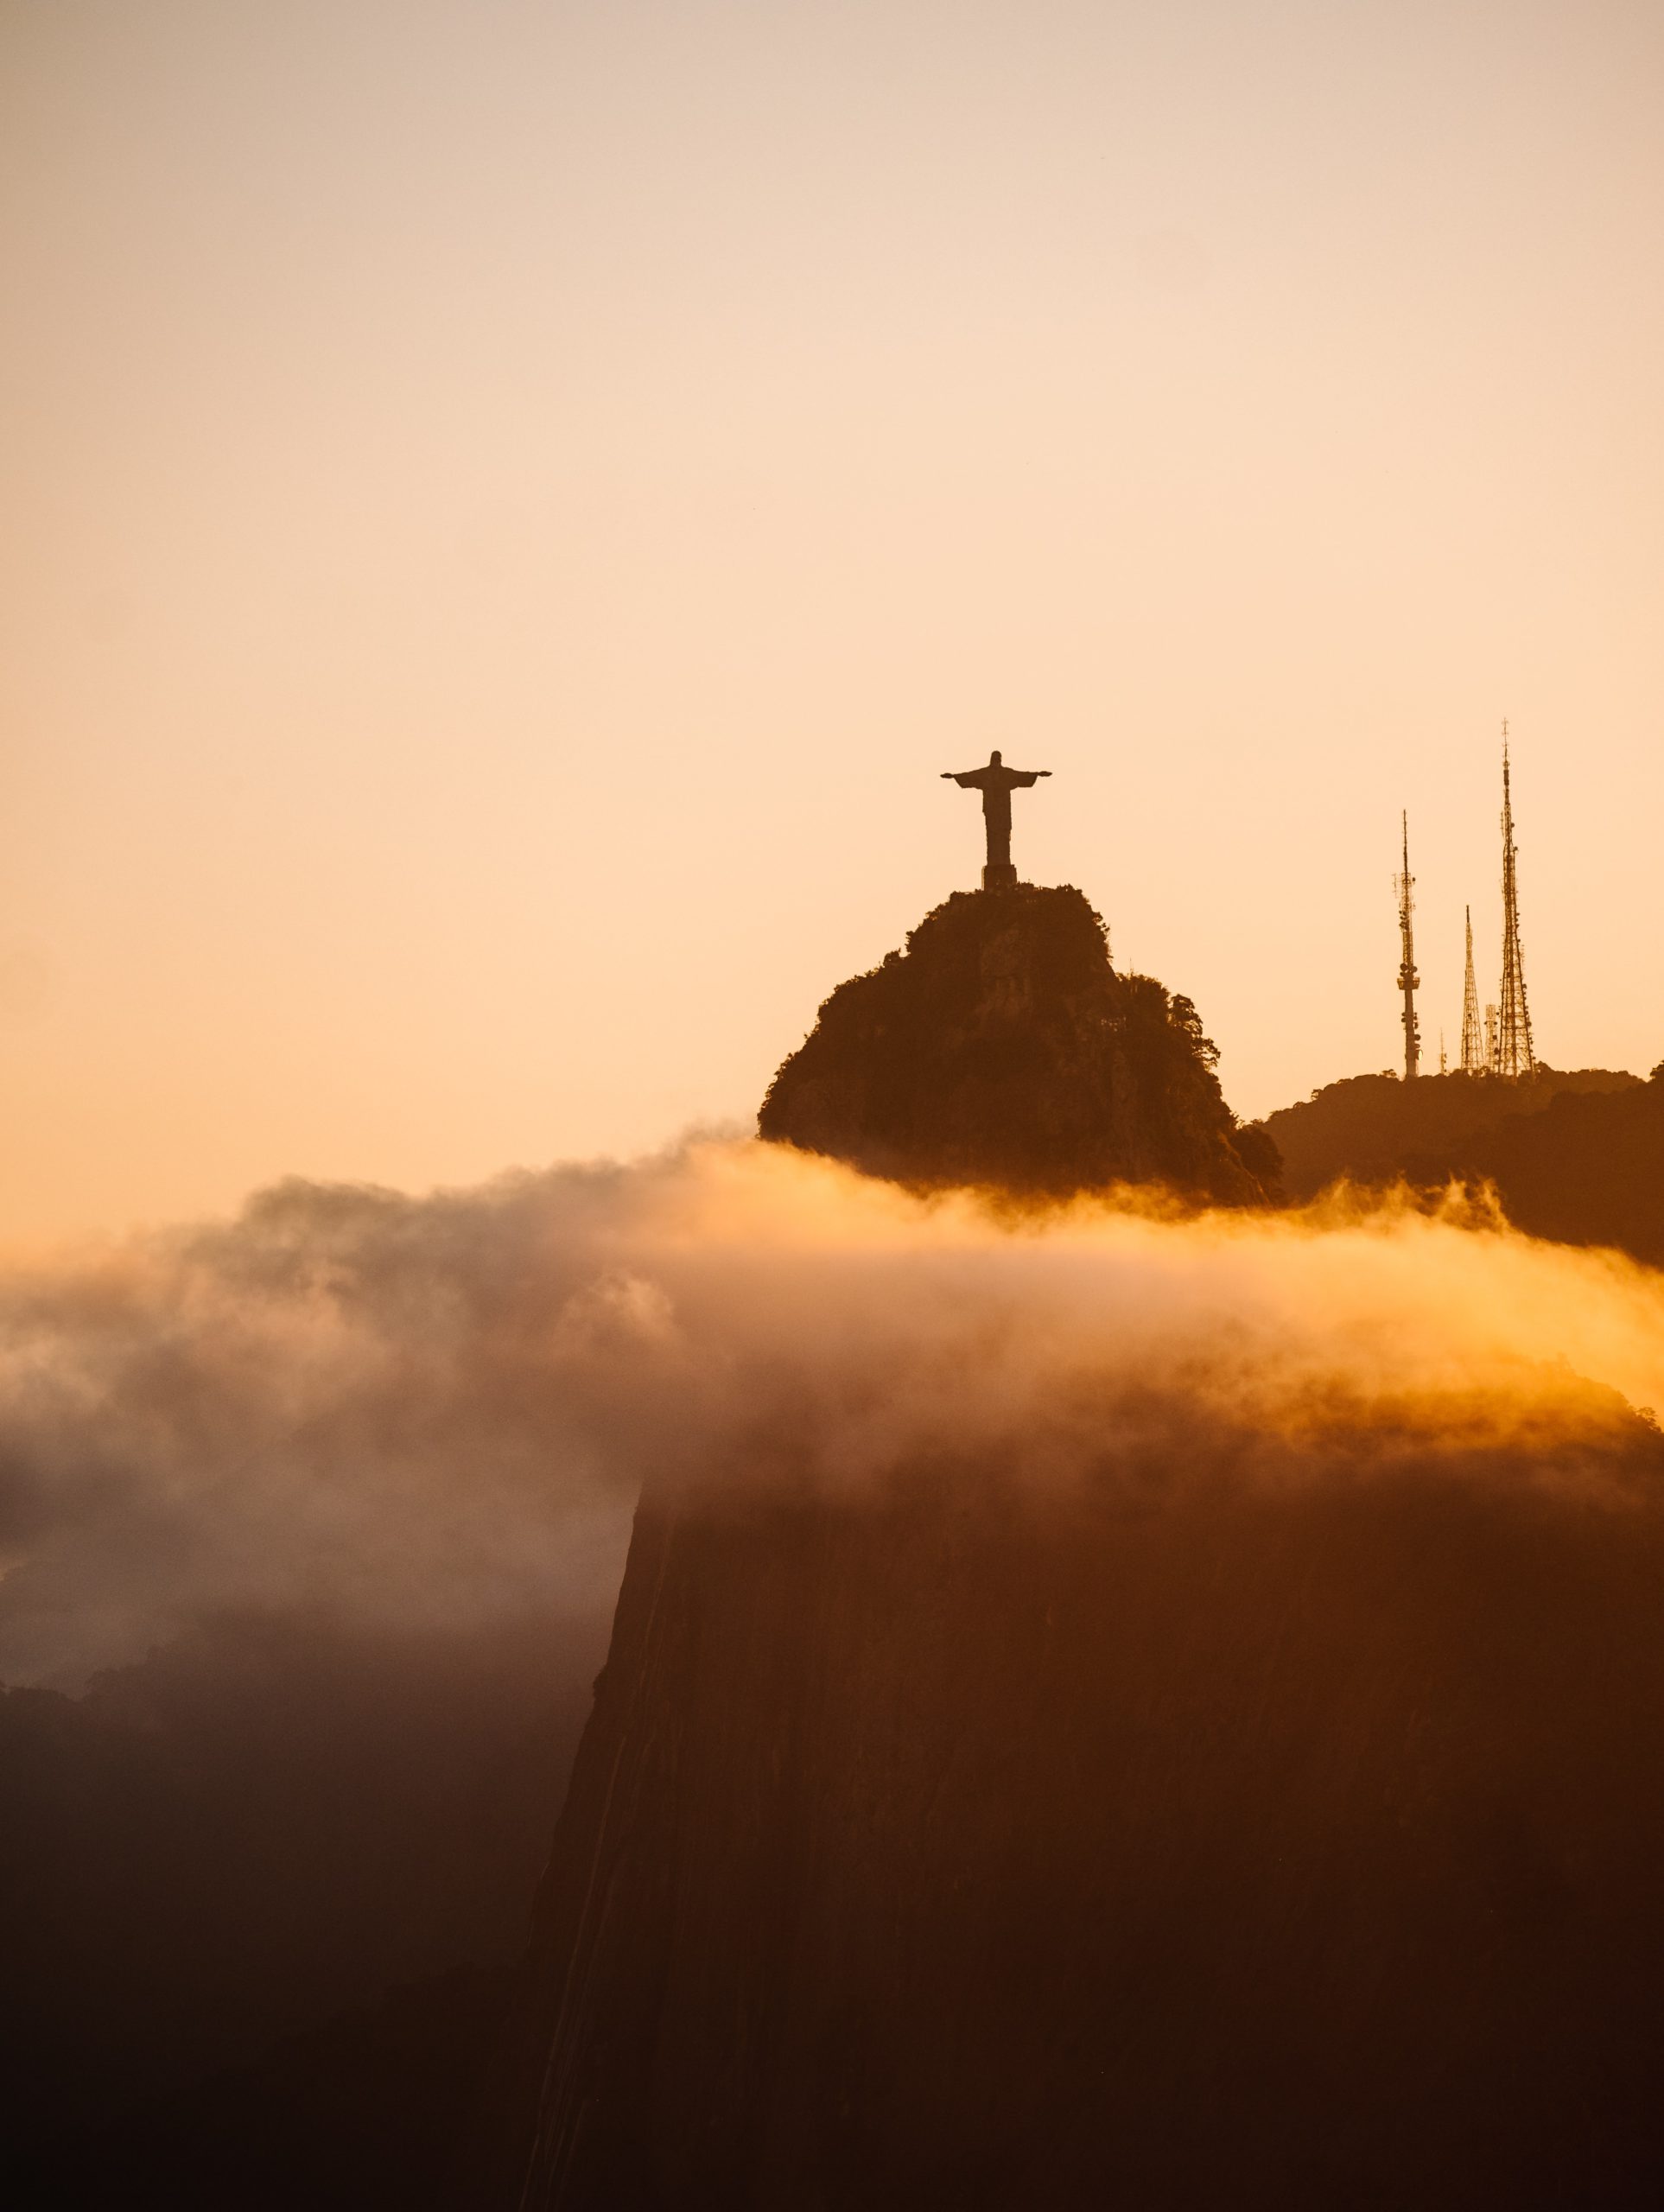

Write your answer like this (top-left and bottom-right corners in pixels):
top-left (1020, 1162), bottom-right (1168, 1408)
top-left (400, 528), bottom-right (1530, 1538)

top-left (759, 886), bottom-right (1278, 1204)
top-left (519, 1450), bottom-right (1664, 2210)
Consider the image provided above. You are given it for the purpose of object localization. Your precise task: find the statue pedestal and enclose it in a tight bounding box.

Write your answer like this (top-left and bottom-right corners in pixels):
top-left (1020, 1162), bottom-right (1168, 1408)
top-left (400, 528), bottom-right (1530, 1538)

top-left (981, 863), bottom-right (1018, 892)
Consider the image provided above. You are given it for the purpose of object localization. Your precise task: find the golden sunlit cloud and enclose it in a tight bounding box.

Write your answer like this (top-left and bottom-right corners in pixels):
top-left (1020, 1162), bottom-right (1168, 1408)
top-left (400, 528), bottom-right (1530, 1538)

top-left (6, 1140), bottom-right (1661, 1688)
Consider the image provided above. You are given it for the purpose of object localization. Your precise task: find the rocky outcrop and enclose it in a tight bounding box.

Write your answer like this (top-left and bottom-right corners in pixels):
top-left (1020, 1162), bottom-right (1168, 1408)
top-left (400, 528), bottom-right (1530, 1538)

top-left (518, 1440), bottom-right (1664, 2209)
top-left (759, 886), bottom-right (1278, 1204)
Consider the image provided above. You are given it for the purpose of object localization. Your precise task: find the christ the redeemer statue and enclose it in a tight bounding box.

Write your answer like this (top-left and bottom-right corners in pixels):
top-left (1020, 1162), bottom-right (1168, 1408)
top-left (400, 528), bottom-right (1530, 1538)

top-left (942, 750), bottom-right (1051, 890)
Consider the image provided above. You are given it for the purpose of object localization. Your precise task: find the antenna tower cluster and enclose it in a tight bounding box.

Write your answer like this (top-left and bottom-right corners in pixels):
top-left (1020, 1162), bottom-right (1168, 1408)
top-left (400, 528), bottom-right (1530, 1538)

top-left (1395, 729), bottom-right (1537, 1082)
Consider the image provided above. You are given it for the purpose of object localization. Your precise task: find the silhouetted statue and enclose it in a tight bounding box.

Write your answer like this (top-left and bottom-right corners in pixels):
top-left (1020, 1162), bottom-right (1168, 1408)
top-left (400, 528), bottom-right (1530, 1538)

top-left (942, 750), bottom-right (1051, 889)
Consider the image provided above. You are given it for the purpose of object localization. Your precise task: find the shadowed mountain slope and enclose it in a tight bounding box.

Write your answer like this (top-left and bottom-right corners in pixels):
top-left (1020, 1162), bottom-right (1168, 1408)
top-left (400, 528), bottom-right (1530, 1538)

top-left (5, 1617), bottom-right (601, 2209)
top-left (1466, 1071), bottom-right (1664, 1263)
top-left (518, 1440), bottom-right (1664, 2211)
top-left (1261, 1066), bottom-right (1664, 1266)
top-left (759, 885), bottom-right (1278, 1204)
top-left (1260, 1067), bottom-right (1638, 1203)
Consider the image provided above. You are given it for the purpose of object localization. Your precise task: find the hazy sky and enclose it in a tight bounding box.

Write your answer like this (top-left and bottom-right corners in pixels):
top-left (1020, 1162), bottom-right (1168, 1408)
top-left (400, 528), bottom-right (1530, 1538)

top-left (3, 0), bottom-right (1661, 1243)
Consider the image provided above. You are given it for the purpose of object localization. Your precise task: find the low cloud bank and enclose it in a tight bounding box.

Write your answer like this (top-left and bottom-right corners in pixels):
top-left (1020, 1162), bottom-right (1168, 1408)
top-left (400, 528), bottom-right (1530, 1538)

top-left (4, 1141), bottom-right (1663, 1687)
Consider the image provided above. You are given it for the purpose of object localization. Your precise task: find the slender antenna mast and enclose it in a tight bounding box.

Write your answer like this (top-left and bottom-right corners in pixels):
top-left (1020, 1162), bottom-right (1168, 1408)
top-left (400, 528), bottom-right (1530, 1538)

top-left (1459, 904), bottom-right (1483, 1073)
top-left (1495, 726), bottom-right (1536, 1079)
top-left (1394, 810), bottom-right (1419, 1081)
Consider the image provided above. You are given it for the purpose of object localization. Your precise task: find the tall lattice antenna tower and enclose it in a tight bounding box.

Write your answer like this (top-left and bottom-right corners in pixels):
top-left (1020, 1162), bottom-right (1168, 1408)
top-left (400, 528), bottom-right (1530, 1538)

top-left (1459, 905), bottom-right (1484, 1072)
top-left (1495, 728), bottom-right (1535, 1079)
top-left (1394, 810), bottom-right (1420, 1081)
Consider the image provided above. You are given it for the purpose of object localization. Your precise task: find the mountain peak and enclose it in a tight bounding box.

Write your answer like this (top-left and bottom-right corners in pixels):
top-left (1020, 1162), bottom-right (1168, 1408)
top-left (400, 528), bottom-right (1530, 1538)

top-left (759, 883), bottom-right (1277, 1204)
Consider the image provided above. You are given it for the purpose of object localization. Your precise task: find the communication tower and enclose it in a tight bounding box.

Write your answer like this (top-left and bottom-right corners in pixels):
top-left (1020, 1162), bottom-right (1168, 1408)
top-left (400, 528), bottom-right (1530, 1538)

top-left (1394, 811), bottom-right (1419, 1081)
top-left (1459, 906), bottom-right (1484, 1073)
top-left (1495, 730), bottom-right (1536, 1079)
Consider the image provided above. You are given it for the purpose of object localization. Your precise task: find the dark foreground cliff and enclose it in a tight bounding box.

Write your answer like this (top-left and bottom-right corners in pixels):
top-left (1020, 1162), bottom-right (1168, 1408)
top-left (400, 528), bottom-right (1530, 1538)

top-left (759, 885), bottom-right (1279, 1203)
top-left (518, 1440), bottom-right (1664, 2210)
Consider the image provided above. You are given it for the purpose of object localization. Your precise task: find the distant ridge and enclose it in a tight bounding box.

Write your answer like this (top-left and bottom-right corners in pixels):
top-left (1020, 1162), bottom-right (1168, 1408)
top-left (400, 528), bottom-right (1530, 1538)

top-left (1258, 1065), bottom-right (1664, 1265)
top-left (1260, 1066), bottom-right (1637, 1200)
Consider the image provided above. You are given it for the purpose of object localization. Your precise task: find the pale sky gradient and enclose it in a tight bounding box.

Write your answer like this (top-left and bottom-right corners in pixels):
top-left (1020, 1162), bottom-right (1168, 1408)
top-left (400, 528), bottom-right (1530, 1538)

top-left (3, 0), bottom-right (1661, 1243)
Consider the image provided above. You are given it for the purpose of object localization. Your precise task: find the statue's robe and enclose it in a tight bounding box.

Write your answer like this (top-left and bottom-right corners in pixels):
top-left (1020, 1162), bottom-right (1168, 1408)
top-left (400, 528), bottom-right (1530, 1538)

top-left (948, 763), bottom-right (1043, 868)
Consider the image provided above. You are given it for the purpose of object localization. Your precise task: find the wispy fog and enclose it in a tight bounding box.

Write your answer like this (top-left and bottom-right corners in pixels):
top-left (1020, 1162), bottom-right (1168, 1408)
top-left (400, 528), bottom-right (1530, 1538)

top-left (6, 1141), bottom-right (1662, 1688)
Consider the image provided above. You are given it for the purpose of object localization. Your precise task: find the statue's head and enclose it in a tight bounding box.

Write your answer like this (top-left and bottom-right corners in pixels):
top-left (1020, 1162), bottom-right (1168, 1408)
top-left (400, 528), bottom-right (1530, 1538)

top-left (989, 748), bottom-right (1003, 766)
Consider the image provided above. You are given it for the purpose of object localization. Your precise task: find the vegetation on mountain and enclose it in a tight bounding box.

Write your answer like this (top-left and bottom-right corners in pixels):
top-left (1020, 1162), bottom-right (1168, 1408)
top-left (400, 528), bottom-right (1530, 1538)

top-left (760, 885), bottom-right (1279, 1205)
top-left (1260, 1065), bottom-right (1664, 1265)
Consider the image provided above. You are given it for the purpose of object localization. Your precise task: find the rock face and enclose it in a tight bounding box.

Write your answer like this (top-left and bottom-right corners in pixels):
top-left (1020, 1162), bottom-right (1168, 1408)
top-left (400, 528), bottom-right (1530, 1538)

top-left (518, 1451), bottom-right (1664, 2210)
top-left (759, 886), bottom-right (1278, 1204)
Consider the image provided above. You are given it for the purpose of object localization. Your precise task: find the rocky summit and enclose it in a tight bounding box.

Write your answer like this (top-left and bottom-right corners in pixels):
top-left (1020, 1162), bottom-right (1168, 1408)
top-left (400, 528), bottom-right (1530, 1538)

top-left (759, 885), bottom-right (1278, 1204)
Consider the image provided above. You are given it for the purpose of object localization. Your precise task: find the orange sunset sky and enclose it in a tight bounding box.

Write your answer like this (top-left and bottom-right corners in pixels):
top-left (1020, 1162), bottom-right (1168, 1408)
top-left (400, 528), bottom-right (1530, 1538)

top-left (3, 0), bottom-right (1662, 1245)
